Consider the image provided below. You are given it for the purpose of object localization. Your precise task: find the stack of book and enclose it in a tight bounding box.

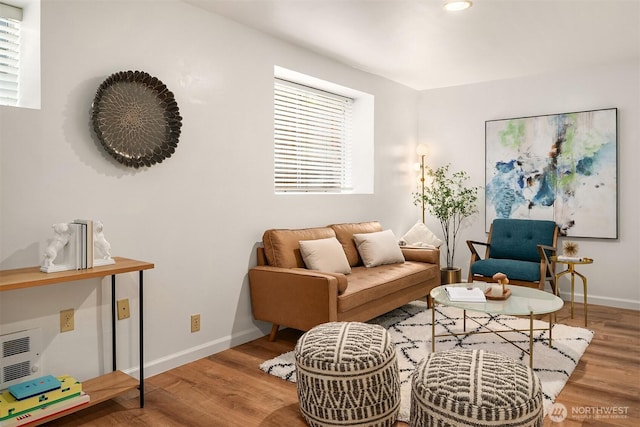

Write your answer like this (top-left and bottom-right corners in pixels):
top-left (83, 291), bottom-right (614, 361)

top-left (0, 375), bottom-right (89, 426)
top-left (68, 219), bottom-right (94, 270)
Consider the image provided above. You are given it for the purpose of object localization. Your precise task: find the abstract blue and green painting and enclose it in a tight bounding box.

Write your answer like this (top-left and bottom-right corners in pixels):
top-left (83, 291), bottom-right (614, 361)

top-left (485, 108), bottom-right (617, 238)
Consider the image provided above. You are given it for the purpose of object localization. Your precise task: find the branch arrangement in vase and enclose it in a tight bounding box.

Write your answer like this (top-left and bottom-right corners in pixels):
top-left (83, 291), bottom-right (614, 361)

top-left (414, 163), bottom-right (479, 270)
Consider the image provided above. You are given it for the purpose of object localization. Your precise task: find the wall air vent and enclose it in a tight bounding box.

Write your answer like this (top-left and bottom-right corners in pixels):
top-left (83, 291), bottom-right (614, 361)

top-left (0, 329), bottom-right (43, 389)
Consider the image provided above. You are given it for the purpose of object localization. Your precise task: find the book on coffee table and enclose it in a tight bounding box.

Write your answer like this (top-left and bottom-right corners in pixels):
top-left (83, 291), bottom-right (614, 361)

top-left (445, 286), bottom-right (487, 302)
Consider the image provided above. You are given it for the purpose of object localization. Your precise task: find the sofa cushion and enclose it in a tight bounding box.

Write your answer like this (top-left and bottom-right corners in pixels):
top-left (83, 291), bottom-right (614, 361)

top-left (401, 247), bottom-right (440, 265)
top-left (471, 258), bottom-right (542, 282)
top-left (329, 221), bottom-right (382, 267)
top-left (299, 237), bottom-right (352, 274)
top-left (338, 262), bottom-right (438, 312)
top-left (400, 221), bottom-right (443, 248)
top-left (353, 230), bottom-right (405, 267)
top-left (263, 227), bottom-right (336, 268)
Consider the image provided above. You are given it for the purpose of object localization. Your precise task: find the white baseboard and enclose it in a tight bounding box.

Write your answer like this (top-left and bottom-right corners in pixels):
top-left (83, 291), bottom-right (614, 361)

top-left (122, 327), bottom-right (268, 380)
top-left (465, 279), bottom-right (640, 311)
top-left (119, 291), bottom-right (640, 381)
top-left (557, 291), bottom-right (640, 311)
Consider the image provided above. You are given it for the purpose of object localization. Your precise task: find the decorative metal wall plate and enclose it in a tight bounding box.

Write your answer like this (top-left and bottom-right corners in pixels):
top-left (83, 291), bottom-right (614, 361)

top-left (91, 70), bottom-right (182, 168)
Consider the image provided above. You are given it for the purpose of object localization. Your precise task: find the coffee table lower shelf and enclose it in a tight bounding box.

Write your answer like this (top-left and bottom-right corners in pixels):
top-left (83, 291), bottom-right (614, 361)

top-left (431, 307), bottom-right (553, 367)
top-left (31, 370), bottom-right (139, 425)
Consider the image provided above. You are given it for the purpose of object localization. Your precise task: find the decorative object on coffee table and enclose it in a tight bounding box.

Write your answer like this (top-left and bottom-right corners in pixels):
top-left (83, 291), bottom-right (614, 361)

top-left (485, 272), bottom-right (512, 300)
top-left (410, 349), bottom-right (543, 427)
top-left (294, 322), bottom-right (400, 427)
top-left (91, 70), bottom-right (182, 168)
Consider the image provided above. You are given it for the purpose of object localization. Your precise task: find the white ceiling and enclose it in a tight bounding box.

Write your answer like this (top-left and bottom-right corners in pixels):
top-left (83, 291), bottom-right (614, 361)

top-left (184, 0), bottom-right (640, 90)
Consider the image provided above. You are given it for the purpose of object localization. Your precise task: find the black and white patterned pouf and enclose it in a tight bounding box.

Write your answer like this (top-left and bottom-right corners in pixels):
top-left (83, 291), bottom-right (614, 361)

top-left (294, 322), bottom-right (400, 427)
top-left (410, 349), bottom-right (543, 427)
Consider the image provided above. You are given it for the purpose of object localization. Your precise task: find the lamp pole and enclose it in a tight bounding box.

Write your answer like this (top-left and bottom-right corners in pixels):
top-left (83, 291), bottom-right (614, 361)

top-left (420, 153), bottom-right (426, 223)
top-left (416, 144), bottom-right (428, 223)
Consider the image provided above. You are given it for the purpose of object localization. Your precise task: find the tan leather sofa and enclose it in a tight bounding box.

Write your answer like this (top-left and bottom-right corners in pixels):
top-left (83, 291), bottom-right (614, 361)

top-left (249, 221), bottom-right (441, 340)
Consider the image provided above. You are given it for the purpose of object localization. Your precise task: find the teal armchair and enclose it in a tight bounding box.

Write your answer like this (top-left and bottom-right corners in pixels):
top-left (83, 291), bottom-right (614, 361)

top-left (467, 219), bottom-right (558, 291)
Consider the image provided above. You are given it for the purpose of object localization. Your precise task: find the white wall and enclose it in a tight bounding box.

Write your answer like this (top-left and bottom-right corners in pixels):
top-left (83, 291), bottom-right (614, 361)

top-left (418, 60), bottom-right (640, 310)
top-left (2, 0), bottom-right (636, 386)
top-left (0, 0), bottom-right (419, 381)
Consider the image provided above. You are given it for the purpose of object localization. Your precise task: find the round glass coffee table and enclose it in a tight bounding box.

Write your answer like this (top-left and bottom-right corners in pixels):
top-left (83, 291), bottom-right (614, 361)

top-left (430, 283), bottom-right (564, 366)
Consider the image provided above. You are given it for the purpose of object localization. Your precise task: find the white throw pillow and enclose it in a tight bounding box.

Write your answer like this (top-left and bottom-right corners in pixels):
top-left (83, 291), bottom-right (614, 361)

top-left (353, 229), bottom-right (405, 267)
top-left (299, 237), bottom-right (351, 274)
top-left (399, 221), bottom-right (443, 248)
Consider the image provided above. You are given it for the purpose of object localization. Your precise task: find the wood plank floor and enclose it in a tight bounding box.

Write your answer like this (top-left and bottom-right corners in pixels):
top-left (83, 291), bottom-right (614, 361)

top-left (48, 302), bottom-right (639, 426)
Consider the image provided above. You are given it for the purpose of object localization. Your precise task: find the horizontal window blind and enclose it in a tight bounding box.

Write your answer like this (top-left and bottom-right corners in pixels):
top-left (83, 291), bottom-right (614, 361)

top-left (275, 78), bottom-right (353, 193)
top-left (0, 2), bottom-right (22, 107)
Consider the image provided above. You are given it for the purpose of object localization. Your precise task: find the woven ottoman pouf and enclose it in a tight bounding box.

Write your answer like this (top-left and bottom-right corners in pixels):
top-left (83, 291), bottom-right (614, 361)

top-left (294, 322), bottom-right (400, 427)
top-left (410, 349), bottom-right (543, 427)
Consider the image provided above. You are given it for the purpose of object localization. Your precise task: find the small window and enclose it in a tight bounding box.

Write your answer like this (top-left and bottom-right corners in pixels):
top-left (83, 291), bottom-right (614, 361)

top-left (0, 2), bottom-right (22, 107)
top-left (274, 78), bottom-right (353, 193)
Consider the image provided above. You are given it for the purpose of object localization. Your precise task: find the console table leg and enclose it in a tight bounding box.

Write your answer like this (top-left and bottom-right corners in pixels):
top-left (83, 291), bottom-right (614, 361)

top-left (139, 270), bottom-right (144, 408)
top-left (111, 275), bottom-right (116, 372)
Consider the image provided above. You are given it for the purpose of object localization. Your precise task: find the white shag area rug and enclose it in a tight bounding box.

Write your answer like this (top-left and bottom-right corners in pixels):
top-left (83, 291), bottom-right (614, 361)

top-left (259, 300), bottom-right (594, 423)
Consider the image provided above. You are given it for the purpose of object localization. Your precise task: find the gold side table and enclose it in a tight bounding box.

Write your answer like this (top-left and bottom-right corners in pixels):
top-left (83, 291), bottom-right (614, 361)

top-left (551, 256), bottom-right (593, 326)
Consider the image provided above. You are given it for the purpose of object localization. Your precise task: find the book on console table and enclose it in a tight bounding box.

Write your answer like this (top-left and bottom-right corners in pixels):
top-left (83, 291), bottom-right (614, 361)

top-left (445, 286), bottom-right (487, 302)
top-left (0, 392), bottom-right (89, 426)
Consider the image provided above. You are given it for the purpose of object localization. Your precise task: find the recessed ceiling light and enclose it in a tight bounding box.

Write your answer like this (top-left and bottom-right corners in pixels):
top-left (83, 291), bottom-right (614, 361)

top-left (444, 0), bottom-right (473, 11)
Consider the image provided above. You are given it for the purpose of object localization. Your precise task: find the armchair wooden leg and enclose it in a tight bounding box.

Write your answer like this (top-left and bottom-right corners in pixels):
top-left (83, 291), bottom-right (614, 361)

top-left (268, 324), bottom-right (279, 342)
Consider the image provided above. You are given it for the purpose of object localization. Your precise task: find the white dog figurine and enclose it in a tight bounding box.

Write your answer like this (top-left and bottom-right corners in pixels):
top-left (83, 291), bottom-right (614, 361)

top-left (94, 220), bottom-right (112, 260)
top-left (42, 222), bottom-right (72, 267)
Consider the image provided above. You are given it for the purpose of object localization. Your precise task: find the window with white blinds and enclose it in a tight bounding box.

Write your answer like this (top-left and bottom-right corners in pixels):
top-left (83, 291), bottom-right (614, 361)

top-left (274, 78), bottom-right (354, 193)
top-left (0, 2), bottom-right (22, 107)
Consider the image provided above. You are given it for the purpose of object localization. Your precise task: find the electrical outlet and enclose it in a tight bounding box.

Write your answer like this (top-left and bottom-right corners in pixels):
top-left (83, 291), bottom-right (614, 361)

top-left (191, 314), bottom-right (201, 333)
top-left (117, 299), bottom-right (130, 320)
top-left (60, 309), bottom-right (74, 332)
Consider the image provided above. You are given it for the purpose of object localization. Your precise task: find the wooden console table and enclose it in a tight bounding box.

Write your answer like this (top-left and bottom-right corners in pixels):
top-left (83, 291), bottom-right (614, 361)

top-left (0, 257), bottom-right (154, 424)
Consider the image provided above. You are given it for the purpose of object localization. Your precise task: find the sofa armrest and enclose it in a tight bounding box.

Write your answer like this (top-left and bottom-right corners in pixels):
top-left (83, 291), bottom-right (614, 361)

top-left (248, 266), bottom-right (344, 332)
top-left (401, 247), bottom-right (440, 266)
